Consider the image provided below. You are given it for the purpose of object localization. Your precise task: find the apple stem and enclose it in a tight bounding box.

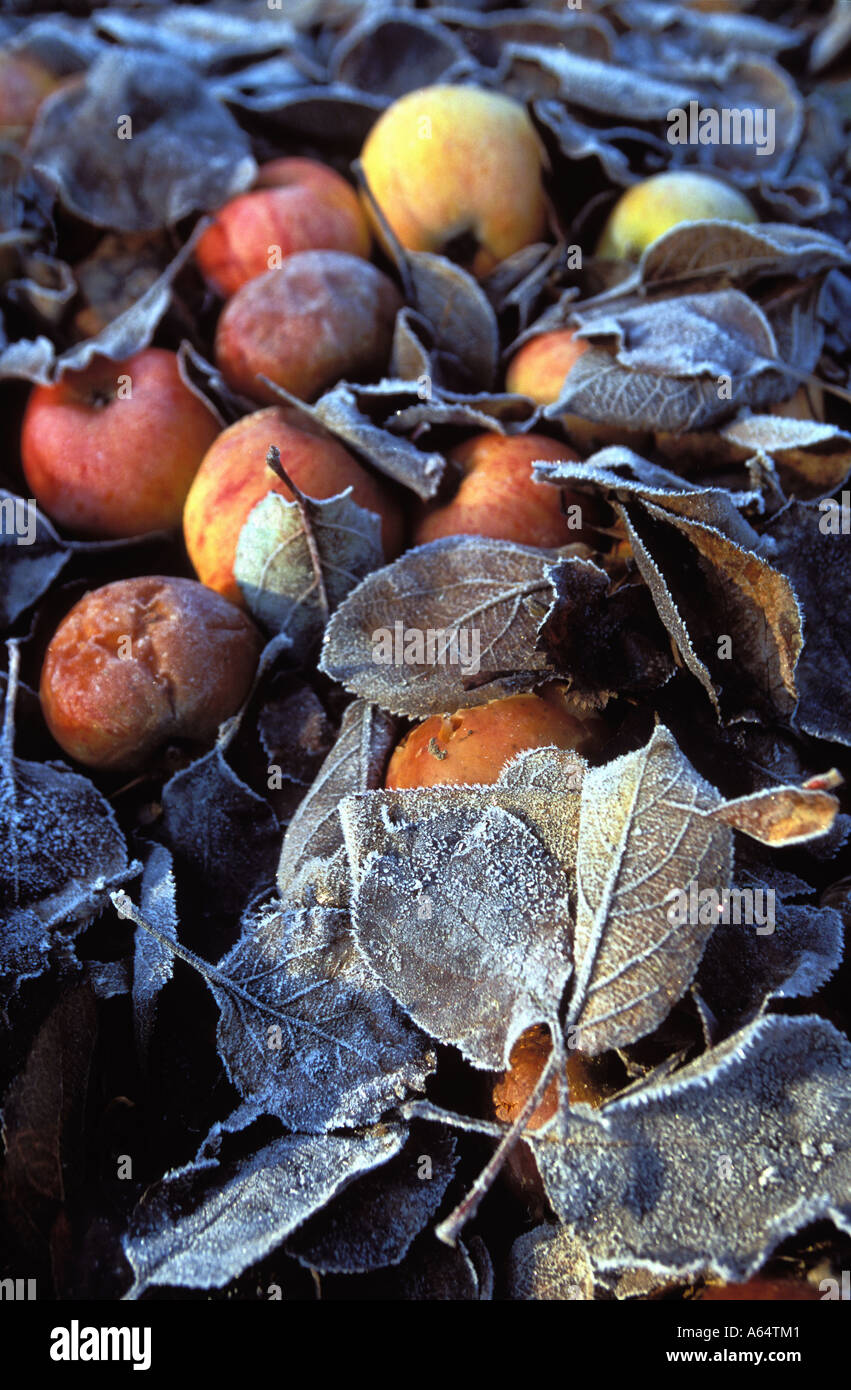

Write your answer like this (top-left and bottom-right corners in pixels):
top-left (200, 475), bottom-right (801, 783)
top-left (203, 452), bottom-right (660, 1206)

top-left (265, 444), bottom-right (330, 624)
top-left (434, 1017), bottom-right (566, 1247)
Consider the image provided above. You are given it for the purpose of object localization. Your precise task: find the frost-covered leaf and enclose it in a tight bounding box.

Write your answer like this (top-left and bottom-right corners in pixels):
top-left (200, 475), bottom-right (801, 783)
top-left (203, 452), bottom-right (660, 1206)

top-left (0, 492), bottom-right (69, 625)
top-left (545, 299), bottom-right (798, 434)
top-left (320, 537), bottom-right (558, 717)
top-left (132, 845), bottom-right (178, 1069)
top-left (1, 647), bottom-right (134, 1006)
top-left (533, 102), bottom-right (635, 189)
top-left (537, 1014), bottom-right (851, 1280)
top-left (115, 891), bottom-right (434, 1135)
top-left (3, 233), bottom-right (205, 387)
top-left (639, 221), bottom-right (851, 291)
top-left (92, 7), bottom-right (302, 68)
top-left (235, 480), bottom-right (382, 656)
top-left (123, 1124), bottom-right (406, 1297)
top-left (28, 50), bottom-right (255, 232)
top-left (708, 783), bottom-right (841, 846)
top-left (161, 745), bottom-right (280, 914)
top-left (506, 1224), bottom-right (594, 1301)
top-left (568, 725), bottom-right (733, 1055)
top-left (573, 290), bottom-right (780, 380)
top-left (720, 415), bottom-right (851, 501)
top-left (275, 382), bottom-right (445, 501)
top-left (212, 901), bottom-right (434, 1131)
top-left (342, 762), bottom-right (583, 896)
top-left (285, 1127), bottom-right (457, 1273)
top-left (502, 43), bottom-right (694, 118)
top-left (496, 745), bottom-right (587, 797)
top-left (345, 801), bottom-right (573, 1069)
top-left (277, 698), bottom-right (396, 908)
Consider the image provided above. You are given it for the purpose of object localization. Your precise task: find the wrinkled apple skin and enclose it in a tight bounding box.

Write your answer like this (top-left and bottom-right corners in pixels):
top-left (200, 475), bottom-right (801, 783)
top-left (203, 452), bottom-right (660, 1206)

top-left (40, 576), bottom-right (263, 771)
top-left (360, 84), bottom-right (549, 276)
top-left (214, 250), bottom-right (402, 403)
top-left (385, 690), bottom-right (605, 790)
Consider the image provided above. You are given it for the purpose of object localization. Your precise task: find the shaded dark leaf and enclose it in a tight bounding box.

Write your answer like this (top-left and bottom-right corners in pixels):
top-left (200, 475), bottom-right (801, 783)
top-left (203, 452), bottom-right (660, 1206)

top-left (1, 983), bottom-right (97, 1243)
top-left (286, 1127), bottom-right (457, 1273)
top-left (123, 1124), bottom-right (407, 1298)
top-left (766, 501), bottom-right (851, 746)
top-left (29, 50), bottom-right (255, 232)
top-left (161, 745), bottom-right (280, 914)
top-left (0, 492), bottom-right (69, 627)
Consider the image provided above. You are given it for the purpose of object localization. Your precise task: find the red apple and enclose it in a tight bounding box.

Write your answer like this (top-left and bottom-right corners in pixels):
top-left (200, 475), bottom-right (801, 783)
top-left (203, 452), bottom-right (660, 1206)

top-left (196, 156), bottom-right (371, 298)
top-left (20, 348), bottom-right (221, 538)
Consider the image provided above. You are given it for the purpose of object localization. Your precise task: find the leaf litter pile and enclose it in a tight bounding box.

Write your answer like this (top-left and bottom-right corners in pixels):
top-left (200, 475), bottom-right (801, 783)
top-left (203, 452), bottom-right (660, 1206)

top-left (2, 0), bottom-right (851, 1302)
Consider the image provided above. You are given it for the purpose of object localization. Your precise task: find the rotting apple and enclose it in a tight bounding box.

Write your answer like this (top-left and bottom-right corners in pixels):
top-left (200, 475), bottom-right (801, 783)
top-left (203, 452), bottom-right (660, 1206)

top-left (214, 250), bottom-right (402, 404)
top-left (384, 688), bottom-right (606, 790)
top-left (40, 576), bottom-right (262, 772)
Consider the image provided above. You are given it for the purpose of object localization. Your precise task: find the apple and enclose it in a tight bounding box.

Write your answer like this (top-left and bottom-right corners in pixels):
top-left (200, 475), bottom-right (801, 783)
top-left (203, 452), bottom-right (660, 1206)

top-left (40, 576), bottom-right (262, 772)
top-left (505, 330), bottom-right (590, 406)
top-left (183, 405), bottom-right (405, 605)
top-left (493, 1024), bottom-right (613, 1130)
top-left (360, 83), bottom-right (549, 276)
top-left (597, 170), bottom-right (757, 260)
top-left (214, 250), bottom-right (402, 404)
top-left (384, 688), bottom-right (605, 790)
top-left (0, 48), bottom-right (62, 143)
top-left (20, 348), bottom-right (221, 538)
top-left (412, 432), bottom-right (596, 550)
top-left (195, 156), bottom-right (371, 298)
